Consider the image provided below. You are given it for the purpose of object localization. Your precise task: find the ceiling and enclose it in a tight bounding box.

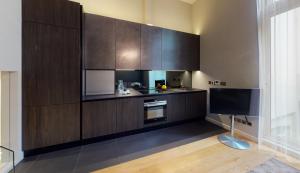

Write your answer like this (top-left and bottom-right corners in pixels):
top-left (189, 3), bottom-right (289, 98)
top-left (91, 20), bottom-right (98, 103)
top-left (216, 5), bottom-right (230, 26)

top-left (180, 0), bottom-right (197, 4)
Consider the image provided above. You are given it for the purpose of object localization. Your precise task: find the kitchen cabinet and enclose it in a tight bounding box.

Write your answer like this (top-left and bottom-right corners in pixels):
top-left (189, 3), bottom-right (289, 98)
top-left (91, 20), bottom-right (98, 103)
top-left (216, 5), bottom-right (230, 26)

top-left (23, 104), bottom-right (80, 150)
top-left (23, 23), bottom-right (80, 106)
top-left (82, 100), bottom-right (117, 139)
top-left (116, 20), bottom-right (141, 70)
top-left (141, 25), bottom-right (162, 70)
top-left (167, 94), bottom-right (187, 122)
top-left (162, 29), bottom-right (200, 71)
top-left (185, 34), bottom-right (200, 70)
top-left (23, 0), bottom-right (81, 29)
top-left (116, 98), bottom-right (143, 132)
top-left (22, 0), bottom-right (81, 151)
top-left (83, 14), bottom-right (200, 71)
top-left (84, 14), bottom-right (116, 69)
top-left (186, 92), bottom-right (207, 120)
top-left (162, 29), bottom-right (182, 70)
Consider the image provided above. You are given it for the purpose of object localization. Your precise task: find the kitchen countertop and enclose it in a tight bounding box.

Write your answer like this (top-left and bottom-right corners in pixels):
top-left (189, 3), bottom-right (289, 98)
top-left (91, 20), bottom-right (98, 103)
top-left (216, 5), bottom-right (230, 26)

top-left (82, 88), bottom-right (206, 102)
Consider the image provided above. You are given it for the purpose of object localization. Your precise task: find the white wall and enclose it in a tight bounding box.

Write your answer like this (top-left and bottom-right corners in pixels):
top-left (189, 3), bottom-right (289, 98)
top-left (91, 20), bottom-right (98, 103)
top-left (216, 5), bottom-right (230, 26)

top-left (71, 0), bottom-right (193, 33)
top-left (0, 0), bottom-right (22, 71)
top-left (192, 0), bottom-right (259, 139)
top-left (0, 0), bottom-right (23, 166)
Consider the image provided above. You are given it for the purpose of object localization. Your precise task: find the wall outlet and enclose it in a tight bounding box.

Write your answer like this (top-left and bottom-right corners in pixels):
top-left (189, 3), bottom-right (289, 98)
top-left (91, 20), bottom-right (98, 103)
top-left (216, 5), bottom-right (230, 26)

top-left (220, 82), bottom-right (227, 86)
top-left (213, 80), bottom-right (221, 85)
top-left (209, 80), bottom-right (226, 86)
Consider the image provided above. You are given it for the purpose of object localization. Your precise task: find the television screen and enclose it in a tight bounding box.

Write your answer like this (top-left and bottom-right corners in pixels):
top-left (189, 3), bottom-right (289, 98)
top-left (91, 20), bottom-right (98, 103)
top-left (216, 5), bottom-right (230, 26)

top-left (210, 88), bottom-right (260, 116)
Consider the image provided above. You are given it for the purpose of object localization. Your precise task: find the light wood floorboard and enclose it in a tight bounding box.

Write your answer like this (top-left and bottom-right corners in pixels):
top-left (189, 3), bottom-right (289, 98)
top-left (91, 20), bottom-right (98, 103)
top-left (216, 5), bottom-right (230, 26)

top-left (93, 134), bottom-right (300, 173)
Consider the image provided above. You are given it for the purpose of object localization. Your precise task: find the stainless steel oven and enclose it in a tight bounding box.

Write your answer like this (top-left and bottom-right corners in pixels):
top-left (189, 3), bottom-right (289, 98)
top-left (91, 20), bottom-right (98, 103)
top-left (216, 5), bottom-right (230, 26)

top-left (144, 99), bottom-right (167, 124)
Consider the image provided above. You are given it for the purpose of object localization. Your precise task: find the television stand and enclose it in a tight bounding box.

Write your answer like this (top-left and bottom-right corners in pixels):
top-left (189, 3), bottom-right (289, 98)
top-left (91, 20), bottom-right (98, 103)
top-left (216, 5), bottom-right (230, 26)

top-left (218, 115), bottom-right (250, 150)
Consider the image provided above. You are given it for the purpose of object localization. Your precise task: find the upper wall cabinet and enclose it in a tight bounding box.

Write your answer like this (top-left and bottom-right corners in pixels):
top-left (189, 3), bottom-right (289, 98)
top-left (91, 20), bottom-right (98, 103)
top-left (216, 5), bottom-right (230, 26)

top-left (116, 20), bottom-right (141, 70)
top-left (82, 14), bottom-right (200, 71)
top-left (141, 25), bottom-right (162, 70)
top-left (84, 14), bottom-right (116, 69)
top-left (162, 29), bottom-right (200, 71)
top-left (23, 0), bottom-right (81, 28)
top-left (185, 34), bottom-right (200, 71)
top-left (162, 29), bottom-right (182, 70)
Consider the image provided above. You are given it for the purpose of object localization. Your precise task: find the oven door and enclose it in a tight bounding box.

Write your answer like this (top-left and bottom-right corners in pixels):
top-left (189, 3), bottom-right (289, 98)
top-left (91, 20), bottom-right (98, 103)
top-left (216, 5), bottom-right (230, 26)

top-left (144, 100), bottom-right (167, 124)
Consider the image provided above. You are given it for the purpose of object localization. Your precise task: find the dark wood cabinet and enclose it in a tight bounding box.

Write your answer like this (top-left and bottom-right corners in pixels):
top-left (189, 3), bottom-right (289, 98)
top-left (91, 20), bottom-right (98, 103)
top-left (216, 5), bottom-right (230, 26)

top-left (83, 14), bottom-right (200, 71)
top-left (184, 34), bottom-right (200, 70)
top-left (23, 0), bottom-right (81, 29)
top-left (162, 29), bottom-right (182, 70)
top-left (23, 23), bottom-right (80, 106)
top-left (22, 0), bottom-right (81, 151)
top-left (116, 98), bottom-right (143, 132)
top-left (186, 92), bottom-right (207, 120)
top-left (84, 14), bottom-right (116, 69)
top-left (167, 94), bottom-right (187, 122)
top-left (162, 29), bottom-right (200, 70)
top-left (82, 100), bottom-right (117, 139)
top-left (167, 92), bottom-right (206, 122)
top-left (141, 25), bottom-right (162, 70)
top-left (23, 104), bottom-right (80, 150)
top-left (116, 20), bottom-right (141, 70)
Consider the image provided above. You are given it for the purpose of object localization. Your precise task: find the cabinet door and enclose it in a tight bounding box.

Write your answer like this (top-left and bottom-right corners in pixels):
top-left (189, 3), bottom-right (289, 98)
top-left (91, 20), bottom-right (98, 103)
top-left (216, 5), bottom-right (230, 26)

top-left (82, 100), bottom-right (117, 139)
top-left (62, 27), bottom-right (81, 104)
top-left (23, 23), bottom-right (80, 106)
top-left (141, 25), bottom-right (162, 70)
top-left (23, 0), bottom-right (81, 28)
top-left (116, 20), bottom-right (141, 70)
top-left (116, 98), bottom-right (143, 132)
top-left (162, 29), bottom-right (182, 70)
top-left (84, 14), bottom-right (116, 69)
top-left (186, 92), bottom-right (207, 120)
top-left (185, 34), bottom-right (200, 71)
top-left (23, 104), bottom-right (80, 150)
top-left (162, 29), bottom-right (200, 71)
top-left (23, 23), bottom-right (63, 106)
top-left (167, 94), bottom-right (187, 122)
top-left (23, 23), bottom-right (81, 150)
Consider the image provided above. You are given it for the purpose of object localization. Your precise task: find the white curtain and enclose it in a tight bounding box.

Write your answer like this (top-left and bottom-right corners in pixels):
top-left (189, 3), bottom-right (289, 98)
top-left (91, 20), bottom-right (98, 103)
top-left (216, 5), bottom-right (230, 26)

top-left (257, 0), bottom-right (300, 158)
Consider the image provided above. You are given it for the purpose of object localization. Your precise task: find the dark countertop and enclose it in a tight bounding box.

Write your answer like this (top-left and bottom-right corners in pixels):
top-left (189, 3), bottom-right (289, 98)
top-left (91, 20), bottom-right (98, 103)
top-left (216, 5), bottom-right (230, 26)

top-left (82, 88), bottom-right (206, 102)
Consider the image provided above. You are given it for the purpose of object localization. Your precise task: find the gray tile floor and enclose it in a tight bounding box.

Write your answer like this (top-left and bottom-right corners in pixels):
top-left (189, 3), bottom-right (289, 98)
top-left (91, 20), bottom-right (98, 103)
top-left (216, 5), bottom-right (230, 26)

top-left (14, 121), bottom-right (224, 173)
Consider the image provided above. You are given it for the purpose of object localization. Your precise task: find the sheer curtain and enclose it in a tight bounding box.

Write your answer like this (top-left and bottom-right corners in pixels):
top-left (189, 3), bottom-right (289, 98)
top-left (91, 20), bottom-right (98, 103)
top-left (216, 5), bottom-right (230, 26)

top-left (257, 0), bottom-right (300, 158)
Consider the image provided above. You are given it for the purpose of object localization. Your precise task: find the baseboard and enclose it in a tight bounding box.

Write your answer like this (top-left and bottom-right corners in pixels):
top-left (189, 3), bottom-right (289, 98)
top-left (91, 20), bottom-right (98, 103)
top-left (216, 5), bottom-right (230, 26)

top-left (206, 117), bottom-right (258, 142)
top-left (261, 138), bottom-right (300, 159)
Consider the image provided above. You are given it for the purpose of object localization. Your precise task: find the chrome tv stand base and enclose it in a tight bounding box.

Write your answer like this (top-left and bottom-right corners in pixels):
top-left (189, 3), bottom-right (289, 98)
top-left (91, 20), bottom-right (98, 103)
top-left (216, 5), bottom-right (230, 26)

top-left (218, 115), bottom-right (250, 150)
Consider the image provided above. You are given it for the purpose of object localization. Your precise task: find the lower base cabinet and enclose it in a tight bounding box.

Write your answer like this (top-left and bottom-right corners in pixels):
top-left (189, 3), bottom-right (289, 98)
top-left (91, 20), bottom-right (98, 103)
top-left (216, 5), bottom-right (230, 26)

top-left (186, 92), bottom-right (207, 120)
top-left (82, 97), bottom-right (143, 139)
top-left (23, 103), bottom-right (80, 151)
top-left (82, 100), bottom-right (117, 139)
top-left (82, 92), bottom-right (206, 140)
top-left (116, 98), bottom-right (144, 132)
top-left (167, 94), bottom-right (187, 122)
top-left (167, 92), bottom-right (207, 122)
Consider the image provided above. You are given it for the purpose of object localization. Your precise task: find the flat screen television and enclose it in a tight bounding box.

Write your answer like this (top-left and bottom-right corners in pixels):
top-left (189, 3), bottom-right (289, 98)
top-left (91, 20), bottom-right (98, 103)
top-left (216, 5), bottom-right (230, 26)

top-left (210, 88), bottom-right (260, 116)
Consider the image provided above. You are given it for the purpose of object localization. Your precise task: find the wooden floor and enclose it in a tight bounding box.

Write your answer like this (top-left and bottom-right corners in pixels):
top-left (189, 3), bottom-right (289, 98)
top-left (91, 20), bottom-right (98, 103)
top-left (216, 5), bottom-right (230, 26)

top-left (93, 134), bottom-right (300, 173)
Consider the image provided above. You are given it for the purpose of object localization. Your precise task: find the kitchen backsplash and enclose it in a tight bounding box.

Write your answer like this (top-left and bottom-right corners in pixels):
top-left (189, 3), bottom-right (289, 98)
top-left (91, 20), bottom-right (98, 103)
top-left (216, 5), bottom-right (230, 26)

top-left (116, 70), bottom-right (192, 89)
top-left (166, 71), bottom-right (192, 88)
